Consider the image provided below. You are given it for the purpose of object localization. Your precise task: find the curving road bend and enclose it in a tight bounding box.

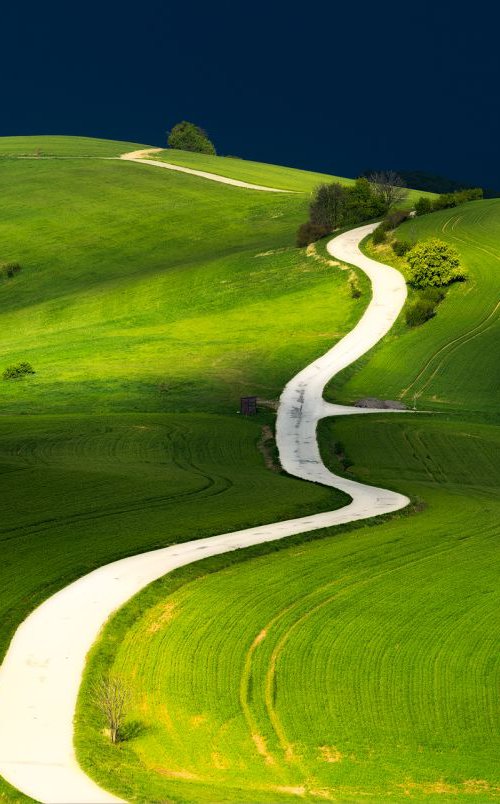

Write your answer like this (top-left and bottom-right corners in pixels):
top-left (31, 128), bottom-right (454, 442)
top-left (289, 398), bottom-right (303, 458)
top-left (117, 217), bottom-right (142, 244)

top-left (0, 216), bottom-right (409, 803)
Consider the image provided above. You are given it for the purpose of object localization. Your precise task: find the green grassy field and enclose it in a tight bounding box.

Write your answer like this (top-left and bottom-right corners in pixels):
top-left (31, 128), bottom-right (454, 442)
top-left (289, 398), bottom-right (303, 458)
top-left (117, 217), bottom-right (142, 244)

top-left (152, 149), bottom-right (355, 192)
top-left (1, 135), bottom-right (497, 802)
top-left (76, 416), bottom-right (500, 804)
top-left (326, 201), bottom-right (500, 417)
top-left (75, 202), bottom-right (500, 803)
top-left (0, 136), bottom-right (364, 801)
top-left (0, 135), bottom-right (149, 157)
top-left (0, 155), bottom-right (366, 416)
top-left (152, 149), bottom-right (435, 203)
top-left (0, 137), bottom-right (364, 655)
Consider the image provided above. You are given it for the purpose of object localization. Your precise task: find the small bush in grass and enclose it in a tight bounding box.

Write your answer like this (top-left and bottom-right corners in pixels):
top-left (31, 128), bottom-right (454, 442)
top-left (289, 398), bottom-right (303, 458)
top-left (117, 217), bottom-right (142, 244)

top-left (405, 298), bottom-right (437, 327)
top-left (1, 262), bottom-right (22, 279)
top-left (406, 239), bottom-right (462, 287)
top-left (420, 286), bottom-right (446, 305)
top-left (415, 197), bottom-right (433, 216)
top-left (384, 209), bottom-right (410, 229)
top-left (348, 272), bottom-right (362, 298)
top-left (3, 362), bottom-right (35, 380)
top-left (296, 221), bottom-right (331, 247)
top-left (392, 239), bottom-right (412, 256)
top-left (406, 285), bottom-right (446, 328)
top-left (372, 226), bottom-right (387, 244)
top-left (432, 193), bottom-right (457, 211)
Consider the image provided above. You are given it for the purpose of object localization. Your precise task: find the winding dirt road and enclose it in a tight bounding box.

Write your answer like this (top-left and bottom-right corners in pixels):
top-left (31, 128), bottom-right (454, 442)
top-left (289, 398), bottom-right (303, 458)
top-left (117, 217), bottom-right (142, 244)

top-left (0, 159), bottom-right (409, 803)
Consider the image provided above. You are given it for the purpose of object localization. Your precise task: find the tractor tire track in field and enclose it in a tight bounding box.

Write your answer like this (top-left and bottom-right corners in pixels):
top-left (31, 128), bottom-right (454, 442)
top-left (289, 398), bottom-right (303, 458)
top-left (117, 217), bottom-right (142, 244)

top-left (259, 536), bottom-right (467, 787)
top-left (0, 168), bottom-right (409, 802)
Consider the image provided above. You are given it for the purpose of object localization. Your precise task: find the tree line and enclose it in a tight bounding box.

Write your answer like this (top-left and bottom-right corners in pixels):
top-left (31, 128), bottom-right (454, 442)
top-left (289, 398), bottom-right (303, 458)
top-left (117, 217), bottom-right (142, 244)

top-left (415, 187), bottom-right (483, 216)
top-left (297, 171), bottom-right (408, 247)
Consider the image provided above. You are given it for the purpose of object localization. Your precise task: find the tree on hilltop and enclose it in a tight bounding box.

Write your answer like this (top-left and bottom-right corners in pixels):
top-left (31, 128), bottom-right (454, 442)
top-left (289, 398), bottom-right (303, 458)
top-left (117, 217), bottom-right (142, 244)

top-left (167, 121), bottom-right (216, 155)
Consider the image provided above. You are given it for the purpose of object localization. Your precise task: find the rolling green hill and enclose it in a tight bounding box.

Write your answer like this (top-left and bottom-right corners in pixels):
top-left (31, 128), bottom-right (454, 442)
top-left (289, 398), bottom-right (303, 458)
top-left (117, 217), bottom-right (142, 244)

top-left (151, 148), bottom-right (356, 192)
top-left (147, 149), bottom-right (436, 203)
top-left (1, 136), bottom-right (496, 803)
top-left (75, 201), bottom-right (500, 803)
top-left (0, 152), bottom-right (367, 416)
top-left (0, 135), bottom-right (369, 802)
top-left (0, 137), bottom-right (368, 708)
top-left (0, 136), bottom-right (366, 657)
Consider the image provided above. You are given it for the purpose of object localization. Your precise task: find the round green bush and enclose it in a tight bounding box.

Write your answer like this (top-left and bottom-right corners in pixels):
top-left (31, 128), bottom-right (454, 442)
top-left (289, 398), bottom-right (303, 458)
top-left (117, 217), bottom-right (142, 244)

top-left (415, 197), bottom-right (433, 216)
top-left (372, 226), bottom-right (387, 245)
top-left (406, 239), bottom-right (461, 288)
top-left (3, 361), bottom-right (35, 380)
top-left (392, 239), bottom-right (412, 257)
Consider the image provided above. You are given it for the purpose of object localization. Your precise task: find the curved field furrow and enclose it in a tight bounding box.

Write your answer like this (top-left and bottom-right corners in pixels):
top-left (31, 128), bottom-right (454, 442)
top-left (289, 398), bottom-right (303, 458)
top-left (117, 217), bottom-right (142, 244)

top-left (401, 299), bottom-right (500, 400)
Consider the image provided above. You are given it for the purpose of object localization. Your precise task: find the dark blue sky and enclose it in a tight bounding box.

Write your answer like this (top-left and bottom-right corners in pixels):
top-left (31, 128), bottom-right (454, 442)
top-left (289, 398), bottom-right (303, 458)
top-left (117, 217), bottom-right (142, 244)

top-left (2, 0), bottom-right (499, 187)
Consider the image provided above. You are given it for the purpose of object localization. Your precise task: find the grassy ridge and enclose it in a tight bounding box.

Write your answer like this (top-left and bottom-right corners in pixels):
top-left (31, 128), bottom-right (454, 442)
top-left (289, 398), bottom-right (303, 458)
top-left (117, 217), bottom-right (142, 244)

top-left (0, 135), bottom-right (149, 157)
top-left (152, 149), bottom-right (355, 192)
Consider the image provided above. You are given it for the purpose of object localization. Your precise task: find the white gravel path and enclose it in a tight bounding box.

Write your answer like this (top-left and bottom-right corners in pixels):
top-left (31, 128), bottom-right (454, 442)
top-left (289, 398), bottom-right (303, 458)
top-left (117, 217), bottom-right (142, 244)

top-left (0, 209), bottom-right (409, 803)
top-left (120, 149), bottom-right (293, 192)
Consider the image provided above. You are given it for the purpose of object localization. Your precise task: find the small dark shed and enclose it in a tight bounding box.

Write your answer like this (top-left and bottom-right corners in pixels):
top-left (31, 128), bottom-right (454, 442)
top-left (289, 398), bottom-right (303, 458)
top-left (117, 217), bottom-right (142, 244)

top-left (240, 396), bottom-right (258, 416)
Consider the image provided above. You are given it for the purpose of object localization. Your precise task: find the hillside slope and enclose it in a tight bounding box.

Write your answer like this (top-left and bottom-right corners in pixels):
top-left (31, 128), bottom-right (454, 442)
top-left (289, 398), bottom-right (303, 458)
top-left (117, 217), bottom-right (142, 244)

top-left (328, 200), bottom-right (500, 416)
top-left (0, 134), bottom-right (368, 795)
top-left (144, 148), bottom-right (436, 202)
top-left (75, 201), bottom-right (500, 803)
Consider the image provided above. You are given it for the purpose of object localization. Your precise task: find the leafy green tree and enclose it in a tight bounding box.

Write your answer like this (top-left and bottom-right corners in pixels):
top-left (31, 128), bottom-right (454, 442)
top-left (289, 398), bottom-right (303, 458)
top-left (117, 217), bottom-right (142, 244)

top-left (432, 193), bottom-right (458, 211)
top-left (344, 178), bottom-right (385, 224)
top-left (167, 121), bottom-right (216, 154)
top-left (406, 239), bottom-right (462, 287)
top-left (309, 183), bottom-right (346, 229)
